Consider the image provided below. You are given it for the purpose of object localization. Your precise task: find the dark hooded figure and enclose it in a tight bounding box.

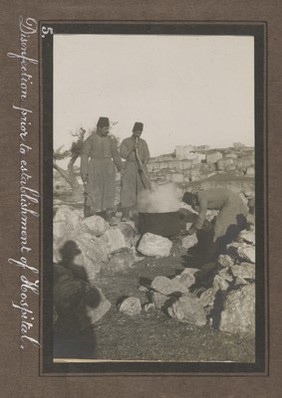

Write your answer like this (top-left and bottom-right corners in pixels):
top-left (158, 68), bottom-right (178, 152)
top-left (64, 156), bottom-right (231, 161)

top-left (53, 240), bottom-right (101, 359)
top-left (119, 122), bottom-right (150, 221)
top-left (80, 117), bottom-right (123, 224)
top-left (182, 188), bottom-right (249, 260)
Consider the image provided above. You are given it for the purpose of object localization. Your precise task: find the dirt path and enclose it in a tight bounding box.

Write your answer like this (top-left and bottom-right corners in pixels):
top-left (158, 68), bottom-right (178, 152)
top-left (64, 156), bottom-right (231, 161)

top-left (93, 255), bottom-right (255, 362)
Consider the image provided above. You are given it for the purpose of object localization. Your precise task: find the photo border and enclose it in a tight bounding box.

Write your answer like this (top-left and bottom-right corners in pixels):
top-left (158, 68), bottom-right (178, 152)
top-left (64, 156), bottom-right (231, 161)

top-left (40, 21), bottom-right (267, 375)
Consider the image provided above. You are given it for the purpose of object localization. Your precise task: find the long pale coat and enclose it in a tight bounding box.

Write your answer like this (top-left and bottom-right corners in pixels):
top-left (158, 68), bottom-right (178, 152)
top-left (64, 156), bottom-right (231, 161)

top-left (80, 133), bottom-right (122, 212)
top-left (193, 188), bottom-right (249, 241)
top-left (120, 136), bottom-right (150, 208)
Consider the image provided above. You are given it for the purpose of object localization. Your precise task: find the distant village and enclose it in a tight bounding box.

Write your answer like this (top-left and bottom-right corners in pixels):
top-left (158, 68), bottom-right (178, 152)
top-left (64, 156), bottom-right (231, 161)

top-left (147, 142), bottom-right (255, 185)
top-left (54, 141), bottom-right (255, 199)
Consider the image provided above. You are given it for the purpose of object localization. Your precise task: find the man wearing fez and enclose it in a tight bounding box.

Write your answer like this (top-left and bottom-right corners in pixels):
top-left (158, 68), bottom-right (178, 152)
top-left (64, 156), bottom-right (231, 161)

top-left (120, 122), bottom-right (150, 221)
top-left (80, 117), bottom-right (122, 224)
top-left (182, 188), bottom-right (249, 261)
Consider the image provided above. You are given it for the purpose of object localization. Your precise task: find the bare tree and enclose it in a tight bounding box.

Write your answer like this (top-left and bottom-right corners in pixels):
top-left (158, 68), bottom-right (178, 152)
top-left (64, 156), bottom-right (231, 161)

top-left (53, 128), bottom-right (87, 199)
top-left (53, 126), bottom-right (121, 200)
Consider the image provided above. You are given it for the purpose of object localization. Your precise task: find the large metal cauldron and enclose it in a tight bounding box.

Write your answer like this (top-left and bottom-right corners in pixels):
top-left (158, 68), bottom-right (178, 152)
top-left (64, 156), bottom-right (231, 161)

top-left (139, 211), bottom-right (180, 237)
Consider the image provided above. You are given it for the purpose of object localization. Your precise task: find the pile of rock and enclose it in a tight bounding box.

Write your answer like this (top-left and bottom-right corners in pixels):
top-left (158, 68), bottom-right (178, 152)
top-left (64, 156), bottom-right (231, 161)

top-left (117, 226), bottom-right (256, 337)
top-left (53, 204), bottom-right (256, 337)
top-left (53, 205), bottom-right (176, 325)
top-left (53, 205), bottom-right (141, 280)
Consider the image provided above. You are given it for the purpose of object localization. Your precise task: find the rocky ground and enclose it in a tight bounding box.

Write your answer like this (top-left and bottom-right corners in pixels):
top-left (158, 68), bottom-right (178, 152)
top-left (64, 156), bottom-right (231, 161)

top-left (53, 180), bottom-right (256, 363)
top-left (93, 256), bottom-right (255, 362)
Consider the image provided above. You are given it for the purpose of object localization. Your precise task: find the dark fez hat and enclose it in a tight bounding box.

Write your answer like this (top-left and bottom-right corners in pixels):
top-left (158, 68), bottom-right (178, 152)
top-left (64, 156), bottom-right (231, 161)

top-left (132, 122), bottom-right (144, 132)
top-left (97, 117), bottom-right (110, 128)
top-left (182, 191), bottom-right (197, 205)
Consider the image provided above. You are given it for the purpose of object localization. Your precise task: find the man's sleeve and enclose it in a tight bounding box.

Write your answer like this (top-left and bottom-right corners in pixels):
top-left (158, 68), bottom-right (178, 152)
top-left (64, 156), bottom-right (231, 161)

top-left (111, 138), bottom-right (123, 171)
top-left (120, 138), bottom-right (132, 159)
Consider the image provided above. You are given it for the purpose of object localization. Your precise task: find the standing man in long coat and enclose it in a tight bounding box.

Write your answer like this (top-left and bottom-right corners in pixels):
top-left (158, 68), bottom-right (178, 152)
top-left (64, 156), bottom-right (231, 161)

top-left (120, 122), bottom-right (150, 221)
top-left (182, 188), bottom-right (250, 260)
top-left (80, 117), bottom-right (123, 224)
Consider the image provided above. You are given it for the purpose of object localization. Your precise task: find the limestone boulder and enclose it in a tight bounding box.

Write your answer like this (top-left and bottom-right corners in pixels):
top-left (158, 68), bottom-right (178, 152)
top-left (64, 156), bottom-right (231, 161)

top-left (234, 277), bottom-right (249, 287)
top-left (152, 292), bottom-right (169, 309)
top-left (231, 263), bottom-right (256, 281)
top-left (54, 233), bottom-right (108, 281)
top-left (99, 228), bottom-right (127, 255)
top-left (172, 268), bottom-right (197, 289)
top-left (137, 233), bottom-right (173, 257)
top-left (119, 297), bottom-right (142, 316)
top-left (218, 254), bottom-right (234, 268)
top-left (53, 205), bottom-right (82, 242)
top-left (219, 284), bottom-right (255, 335)
top-left (238, 245), bottom-right (256, 263)
top-left (218, 268), bottom-right (234, 283)
top-left (80, 215), bottom-right (109, 236)
top-left (106, 248), bottom-right (136, 273)
top-left (239, 230), bottom-right (256, 245)
top-left (167, 294), bottom-right (207, 326)
top-left (151, 275), bottom-right (188, 295)
top-left (199, 288), bottom-right (217, 308)
top-left (181, 234), bottom-right (198, 250)
top-left (213, 275), bottom-right (230, 291)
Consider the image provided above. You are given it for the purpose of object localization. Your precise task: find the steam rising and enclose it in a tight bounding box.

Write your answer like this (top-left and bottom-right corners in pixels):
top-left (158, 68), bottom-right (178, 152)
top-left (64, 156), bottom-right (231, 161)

top-left (138, 183), bottom-right (182, 213)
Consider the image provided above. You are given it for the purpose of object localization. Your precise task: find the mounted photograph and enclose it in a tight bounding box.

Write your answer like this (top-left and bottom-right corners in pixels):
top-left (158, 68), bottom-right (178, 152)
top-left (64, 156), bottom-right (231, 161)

top-left (42, 22), bottom-right (266, 373)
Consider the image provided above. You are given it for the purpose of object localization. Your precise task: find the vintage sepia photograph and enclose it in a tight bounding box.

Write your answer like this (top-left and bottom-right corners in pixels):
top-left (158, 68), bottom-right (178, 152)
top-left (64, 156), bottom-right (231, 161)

top-left (42, 23), bottom-right (266, 373)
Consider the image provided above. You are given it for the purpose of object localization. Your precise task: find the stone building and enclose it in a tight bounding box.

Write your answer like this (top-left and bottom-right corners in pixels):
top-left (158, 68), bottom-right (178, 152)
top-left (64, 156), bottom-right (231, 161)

top-left (206, 151), bottom-right (223, 164)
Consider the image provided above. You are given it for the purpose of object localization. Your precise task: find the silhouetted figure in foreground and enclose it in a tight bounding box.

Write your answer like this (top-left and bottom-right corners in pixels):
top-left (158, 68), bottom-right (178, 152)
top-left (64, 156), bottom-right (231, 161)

top-left (53, 241), bottom-right (101, 359)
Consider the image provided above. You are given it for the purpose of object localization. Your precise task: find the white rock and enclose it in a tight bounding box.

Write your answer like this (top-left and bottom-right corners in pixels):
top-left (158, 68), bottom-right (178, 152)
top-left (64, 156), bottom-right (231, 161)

top-left (182, 234), bottom-right (198, 249)
top-left (119, 297), bottom-right (142, 316)
top-left (167, 294), bottom-right (207, 326)
top-left (231, 263), bottom-right (256, 280)
top-left (137, 233), bottom-right (173, 257)
top-left (106, 248), bottom-right (136, 273)
top-left (186, 222), bottom-right (193, 230)
top-left (152, 292), bottom-right (169, 309)
top-left (53, 205), bottom-right (81, 241)
top-left (53, 232), bottom-right (109, 280)
top-left (235, 277), bottom-right (249, 286)
top-left (172, 268), bottom-right (197, 289)
top-left (218, 254), bottom-right (234, 268)
top-left (239, 230), bottom-right (256, 245)
top-left (99, 228), bottom-right (127, 255)
top-left (238, 245), bottom-right (256, 263)
top-left (81, 215), bottom-right (109, 236)
top-left (218, 268), bottom-right (234, 283)
top-left (151, 275), bottom-right (188, 295)
top-left (144, 303), bottom-right (155, 312)
top-left (199, 288), bottom-right (217, 308)
top-left (219, 284), bottom-right (255, 335)
top-left (213, 275), bottom-right (230, 291)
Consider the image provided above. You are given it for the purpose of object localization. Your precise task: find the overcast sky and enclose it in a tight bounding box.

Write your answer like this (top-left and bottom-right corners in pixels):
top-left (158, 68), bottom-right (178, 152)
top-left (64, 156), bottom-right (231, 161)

top-left (54, 34), bottom-right (254, 158)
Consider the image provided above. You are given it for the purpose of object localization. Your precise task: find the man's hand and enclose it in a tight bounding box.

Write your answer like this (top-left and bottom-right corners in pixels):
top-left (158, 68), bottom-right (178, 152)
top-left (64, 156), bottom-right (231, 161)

top-left (120, 168), bottom-right (126, 177)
